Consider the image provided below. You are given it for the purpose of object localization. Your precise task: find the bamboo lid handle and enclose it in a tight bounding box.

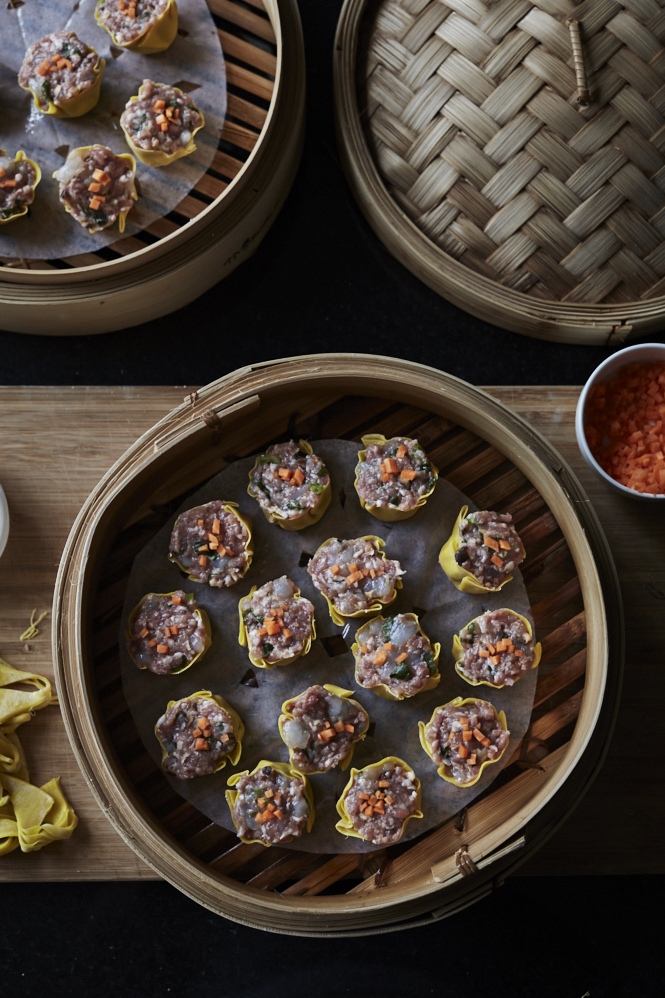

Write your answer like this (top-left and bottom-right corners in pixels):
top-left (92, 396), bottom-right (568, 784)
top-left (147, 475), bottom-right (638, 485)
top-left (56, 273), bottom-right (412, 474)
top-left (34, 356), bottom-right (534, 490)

top-left (566, 19), bottom-right (591, 106)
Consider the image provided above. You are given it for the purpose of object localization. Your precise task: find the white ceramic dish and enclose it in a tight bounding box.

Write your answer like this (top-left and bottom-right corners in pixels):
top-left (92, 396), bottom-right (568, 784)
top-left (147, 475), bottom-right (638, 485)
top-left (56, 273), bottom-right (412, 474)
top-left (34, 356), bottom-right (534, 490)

top-left (0, 484), bottom-right (9, 558)
top-left (576, 343), bottom-right (665, 501)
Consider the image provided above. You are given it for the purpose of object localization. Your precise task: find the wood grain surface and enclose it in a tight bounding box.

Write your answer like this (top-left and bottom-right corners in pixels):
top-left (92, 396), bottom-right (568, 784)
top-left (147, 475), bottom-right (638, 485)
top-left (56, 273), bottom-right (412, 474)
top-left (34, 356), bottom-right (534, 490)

top-left (0, 386), bottom-right (661, 881)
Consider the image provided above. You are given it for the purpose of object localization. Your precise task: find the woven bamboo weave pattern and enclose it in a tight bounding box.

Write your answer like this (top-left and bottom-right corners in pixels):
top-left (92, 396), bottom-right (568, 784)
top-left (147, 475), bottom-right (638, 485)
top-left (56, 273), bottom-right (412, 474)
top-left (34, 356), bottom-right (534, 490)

top-left (359, 0), bottom-right (665, 305)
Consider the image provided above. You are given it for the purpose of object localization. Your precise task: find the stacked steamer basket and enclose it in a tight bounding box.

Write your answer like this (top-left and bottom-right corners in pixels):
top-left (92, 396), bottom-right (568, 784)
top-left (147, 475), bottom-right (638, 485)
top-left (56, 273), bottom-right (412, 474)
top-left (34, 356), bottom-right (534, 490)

top-left (335, 0), bottom-right (665, 345)
top-left (0, 0), bottom-right (304, 335)
top-left (54, 354), bottom-right (623, 935)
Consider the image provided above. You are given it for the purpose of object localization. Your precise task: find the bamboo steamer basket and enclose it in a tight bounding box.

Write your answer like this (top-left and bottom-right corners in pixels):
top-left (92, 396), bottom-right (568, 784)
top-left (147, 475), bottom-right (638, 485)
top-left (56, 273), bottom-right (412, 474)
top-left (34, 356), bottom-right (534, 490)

top-left (0, 0), bottom-right (304, 336)
top-left (53, 354), bottom-right (623, 934)
top-left (334, 0), bottom-right (665, 345)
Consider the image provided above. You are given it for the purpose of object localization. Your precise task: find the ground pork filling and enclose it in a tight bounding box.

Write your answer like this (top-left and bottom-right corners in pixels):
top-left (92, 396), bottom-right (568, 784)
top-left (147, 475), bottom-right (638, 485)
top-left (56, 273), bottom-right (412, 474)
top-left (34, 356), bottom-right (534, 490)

top-left (97, 0), bottom-right (169, 45)
top-left (355, 614), bottom-right (436, 697)
top-left (128, 590), bottom-right (206, 674)
top-left (248, 440), bottom-right (329, 519)
top-left (240, 577), bottom-right (314, 664)
top-left (121, 80), bottom-right (203, 154)
top-left (455, 510), bottom-right (525, 588)
top-left (426, 700), bottom-right (510, 784)
top-left (356, 437), bottom-right (436, 511)
top-left (458, 608), bottom-right (536, 686)
top-left (18, 30), bottom-right (99, 111)
top-left (56, 145), bottom-right (134, 231)
top-left (344, 760), bottom-right (418, 844)
top-left (169, 501), bottom-right (250, 588)
top-left (232, 766), bottom-right (310, 844)
top-left (0, 153), bottom-right (37, 219)
top-left (307, 537), bottom-right (402, 616)
top-left (156, 697), bottom-right (236, 779)
top-left (281, 686), bottom-right (367, 773)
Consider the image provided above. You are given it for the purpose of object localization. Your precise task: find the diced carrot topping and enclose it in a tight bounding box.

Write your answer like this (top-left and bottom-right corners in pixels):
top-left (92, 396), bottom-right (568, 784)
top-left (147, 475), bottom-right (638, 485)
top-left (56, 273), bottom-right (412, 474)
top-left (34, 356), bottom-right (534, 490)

top-left (273, 809), bottom-right (283, 820)
top-left (156, 644), bottom-right (168, 654)
top-left (483, 533), bottom-right (500, 552)
top-left (495, 640), bottom-right (506, 652)
top-left (265, 618), bottom-right (281, 635)
top-left (384, 457), bottom-right (399, 474)
top-left (462, 730), bottom-right (473, 741)
top-left (345, 571), bottom-right (364, 585)
top-left (385, 795), bottom-right (393, 805)
top-left (292, 468), bottom-right (305, 486)
top-left (257, 797), bottom-right (266, 807)
top-left (330, 564), bottom-right (340, 575)
top-left (370, 569), bottom-right (376, 578)
top-left (0, 168), bottom-right (4, 178)
top-left (192, 728), bottom-right (202, 737)
top-left (378, 780), bottom-right (391, 788)
top-left (380, 473), bottom-right (391, 482)
top-left (171, 595), bottom-right (182, 605)
top-left (344, 723), bottom-right (355, 732)
top-left (514, 649), bottom-right (524, 657)
top-left (333, 720), bottom-right (345, 733)
top-left (199, 555), bottom-right (208, 566)
top-left (128, 7), bottom-right (136, 16)
top-left (89, 197), bottom-right (102, 210)
top-left (359, 792), bottom-right (370, 800)
top-left (197, 518), bottom-right (204, 526)
top-left (364, 807), bottom-right (374, 817)
top-left (478, 649), bottom-right (490, 658)
top-left (160, 121), bottom-right (169, 131)
top-left (486, 643), bottom-right (496, 655)
top-left (396, 445), bottom-right (408, 458)
top-left (38, 60), bottom-right (51, 75)
top-left (491, 554), bottom-right (504, 568)
top-left (194, 738), bottom-right (209, 751)
top-left (499, 539), bottom-right (511, 550)
top-left (257, 627), bottom-right (267, 635)
top-left (491, 655), bottom-right (501, 665)
top-left (458, 716), bottom-right (469, 728)
top-left (324, 721), bottom-right (331, 728)
top-left (318, 727), bottom-right (336, 742)
top-left (374, 650), bottom-right (387, 665)
top-left (265, 789), bottom-right (273, 798)
top-left (220, 734), bottom-right (229, 743)
top-left (282, 628), bottom-right (292, 639)
top-left (266, 802), bottom-right (276, 812)
top-left (118, 0), bottom-right (126, 8)
top-left (92, 169), bottom-right (110, 183)
top-left (88, 182), bottom-right (102, 193)
top-left (139, 627), bottom-right (149, 638)
top-left (395, 652), bottom-right (408, 663)
top-left (374, 802), bottom-right (385, 814)
top-left (349, 563), bottom-right (358, 573)
top-left (225, 548), bottom-right (235, 557)
top-left (400, 469), bottom-right (417, 481)
top-left (458, 744), bottom-right (469, 758)
top-left (147, 639), bottom-right (157, 648)
top-left (56, 58), bottom-right (67, 68)
top-left (255, 811), bottom-right (268, 823)
top-left (468, 754), bottom-right (477, 766)
top-left (383, 642), bottom-right (393, 650)
top-left (209, 519), bottom-right (220, 536)
top-left (278, 467), bottom-right (291, 479)
top-left (369, 795), bottom-right (377, 805)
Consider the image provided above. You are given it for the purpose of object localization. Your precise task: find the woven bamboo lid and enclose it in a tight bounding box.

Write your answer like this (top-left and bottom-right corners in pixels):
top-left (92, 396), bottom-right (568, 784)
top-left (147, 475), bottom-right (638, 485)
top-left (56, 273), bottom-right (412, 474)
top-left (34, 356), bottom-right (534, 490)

top-left (334, 0), bottom-right (665, 344)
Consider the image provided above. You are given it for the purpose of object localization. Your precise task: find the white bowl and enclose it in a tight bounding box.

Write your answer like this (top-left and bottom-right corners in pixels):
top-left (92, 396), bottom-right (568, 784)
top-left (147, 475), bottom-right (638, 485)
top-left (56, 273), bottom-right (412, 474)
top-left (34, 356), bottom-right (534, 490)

top-left (0, 484), bottom-right (9, 558)
top-left (575, 343), bottom-right (665, 501)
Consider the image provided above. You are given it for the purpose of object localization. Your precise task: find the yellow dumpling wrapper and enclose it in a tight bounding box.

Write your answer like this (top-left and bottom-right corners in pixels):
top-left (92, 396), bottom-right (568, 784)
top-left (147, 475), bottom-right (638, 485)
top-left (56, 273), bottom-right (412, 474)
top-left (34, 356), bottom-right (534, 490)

top-left (351, 613), bottom-right (441, 701)
top-left (0, 657), bottom-right (53, 731)
top-left (311, 535), bottom-right (403, 627)
top-left (225, 760), bottom-right (315, 847)
top-left (439, 505), bottom-right (521, 594)
top-left (0, 774), bottom-right (78, 853)
top-left (278, 684), bottom-right (370, 773)
top-left (418, 697), bottom-right (509, 787)
top-left (335, 755), bottom-right (423, 842)
top-left (169, 501), bottom-right (253, 583)
top-left (0, 152), bottom-right (42, 224)
top-left (354, 434), bottom-right (438, 522)
top-left (121, 82), bottom-right (205, 167)
top-left (451, 610), bottom-right (542, 690)
top-left (238, 583), bottom-right (316, 670)
top-left (247, 440), bottom-right (332, 531)
top-left (95, 0), bottom-right (178, 55)
top-left (0, 729), bottom-right (29, 782)
top-left (126, 591), bottom-right (211, 674)
top-left (155, 691), bottom-right (244, 773)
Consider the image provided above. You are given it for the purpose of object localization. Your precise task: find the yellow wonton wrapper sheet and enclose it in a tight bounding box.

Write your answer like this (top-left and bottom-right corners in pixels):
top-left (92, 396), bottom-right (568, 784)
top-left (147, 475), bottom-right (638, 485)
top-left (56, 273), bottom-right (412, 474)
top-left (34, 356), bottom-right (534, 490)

top-left (225, 759), bottom-right (315, 847)
top-left (19, 51), bottom-right (105, 118)
top-left (418, 696), bottom-right (509, 788)
top-left (247, 439), bottom-right (332, 531)
top-left (278, 684), bottom-right (370, 774)
top-left (0, 774), bottom-right (77, 854)
top-left (121, 81), bottom-right (205, 167)
top-left (354, 434), bottom-right (439, 522)
top-left (237, 583), bottom-right (316, 670)
top-left (335, 755), bottom-right (423, 842)
top-left (125, 591), bottom-right (211, 674)
top-left (440, 505), bottom-right (524, 594)
top-left (154, 690), bottom-right (244, 773)
top-left (53, 146), bottom-right (137, 235)
top-left (0, 151), bottom-right (42, 224)
top-left (96, 0), bottom-right (178, 55)
top-left (452, 610), bottom-right (542, 690)
top-left (351, 613), bottom-right (441, 701)
top-left (0, 657), bottom-right (54, 731)
top-left (169, 501), bottom-right (253, 584)
top-left (312, 535), bottom-right (403, 627)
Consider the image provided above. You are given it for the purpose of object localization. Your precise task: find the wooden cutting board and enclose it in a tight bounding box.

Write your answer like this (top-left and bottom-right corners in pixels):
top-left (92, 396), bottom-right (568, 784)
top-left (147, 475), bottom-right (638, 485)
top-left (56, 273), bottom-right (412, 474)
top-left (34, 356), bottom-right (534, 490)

top-left (0, 386), bottom-right (662, 881)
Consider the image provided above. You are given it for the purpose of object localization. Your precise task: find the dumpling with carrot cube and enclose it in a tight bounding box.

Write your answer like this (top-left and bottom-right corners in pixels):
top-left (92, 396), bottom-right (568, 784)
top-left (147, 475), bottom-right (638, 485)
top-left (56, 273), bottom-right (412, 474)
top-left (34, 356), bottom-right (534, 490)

top-left (121, 80), bottom-right (205, 167)
top-left (126, 590), bottom-right (210, 675)
top-left (439, 505), bottom-right (525, 594)
top-left (452, 608), bottom-right (541, 689)
top-left (352, 613), bottom-right (440, 701)
top-left (248, 439), bottom-right (331, 530)
top-left (238, 576), bottom-right (315, 669)
top-left (354, 434), bottom-right (438, 520)
top-left (53, 145), bottom-right (137, 233)
top-left (169, 500), bottom-right (252, 588)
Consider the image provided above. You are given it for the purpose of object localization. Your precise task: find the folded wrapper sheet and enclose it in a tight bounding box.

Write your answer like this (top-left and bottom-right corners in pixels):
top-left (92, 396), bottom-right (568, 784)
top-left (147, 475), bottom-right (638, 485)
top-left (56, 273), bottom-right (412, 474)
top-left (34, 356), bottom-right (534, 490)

top-left (120, 440), bottom-right (543, 854)
top-left (0, 0), bottom-right (226, 259)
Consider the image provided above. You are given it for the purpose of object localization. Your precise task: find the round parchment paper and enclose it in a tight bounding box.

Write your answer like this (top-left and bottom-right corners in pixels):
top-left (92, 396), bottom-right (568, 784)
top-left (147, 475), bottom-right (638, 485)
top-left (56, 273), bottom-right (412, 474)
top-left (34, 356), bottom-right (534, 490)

top-left (119, 441), bottom-right (538, 853)
top-left (0, 0), bottom-right (226, 258)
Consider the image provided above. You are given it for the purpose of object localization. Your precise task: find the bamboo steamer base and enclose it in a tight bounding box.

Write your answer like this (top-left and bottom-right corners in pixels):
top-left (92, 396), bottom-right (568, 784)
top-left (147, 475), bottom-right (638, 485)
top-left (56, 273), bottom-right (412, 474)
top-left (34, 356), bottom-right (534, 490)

top-left (0, 0), bottom-right (304, 335)
top-left (334, 0), bottom-right (665, 345)
top-left (54, 354), bottom-right (622, 934)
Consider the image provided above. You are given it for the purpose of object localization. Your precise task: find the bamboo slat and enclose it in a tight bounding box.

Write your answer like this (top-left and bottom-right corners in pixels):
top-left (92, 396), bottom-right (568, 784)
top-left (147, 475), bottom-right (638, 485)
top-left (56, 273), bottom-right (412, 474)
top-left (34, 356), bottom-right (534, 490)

top-left (335, 0), bottom-right (665, 342)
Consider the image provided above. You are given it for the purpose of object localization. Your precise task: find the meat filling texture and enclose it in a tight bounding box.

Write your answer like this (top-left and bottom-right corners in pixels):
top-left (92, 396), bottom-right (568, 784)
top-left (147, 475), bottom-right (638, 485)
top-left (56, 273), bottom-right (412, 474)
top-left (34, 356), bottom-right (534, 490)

top-left (56, 145), bottom-right (134, 231)
top-left (357, 437), bottom-right (435, 511)
top-left (240, 577), bottom-right (313, 664)
top-left (355, 614), bottom-right (436, 697)
top-left (128, 590), bottom-right (206, 674)
top-left (455, 510), bottom-right (525, 588)
top-left (18, 31), bottom-right (99, 110)
top-left (458, 608), bottom-right (536, 686)
top-left (0, 153), bottom-right (37, 218)
top-left (249, 440), bottom-right (329, 518)
top-left (156, 697), bottom-right (236, 779)
top-left (344, 761), bottom-right (418, 844)
top-left (232, 766), bottom-right (310, 845)
top-left (281, 686), bottom-right (367, 773)
top-left (308, 537), bottom-right (402, 615)
top-left (169, 501), bottom-right (250, 587)
top-left (426, 700), bottom-right (510, 784)
top-left (97, 0), bottom-right (169, 45)
top-left (121, 80), bottom-right (203, 154)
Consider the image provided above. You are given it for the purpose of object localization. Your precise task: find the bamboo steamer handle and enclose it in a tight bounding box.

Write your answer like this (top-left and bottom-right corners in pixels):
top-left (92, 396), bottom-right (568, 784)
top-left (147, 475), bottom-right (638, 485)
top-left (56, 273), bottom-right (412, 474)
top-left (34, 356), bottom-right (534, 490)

top-left (566, 19), bottom-right (590, 106)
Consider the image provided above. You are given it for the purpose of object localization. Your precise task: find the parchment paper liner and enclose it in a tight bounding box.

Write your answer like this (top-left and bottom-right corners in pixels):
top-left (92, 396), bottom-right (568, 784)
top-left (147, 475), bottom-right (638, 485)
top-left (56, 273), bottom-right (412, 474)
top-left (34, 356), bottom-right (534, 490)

top-left (352, 613), bottom-right (441, 701)
top-left (154, 690), bottom-right (243, 772)
top-left (247, 439), bottom-right (332, 531)
top-left (418, 696), bottom-right (509, 787)
top-left (225, 759), bottom-right (315, 847)
top-left (452, 610), bottom-right (542, 690)
top-left (238, 583), bottom-right (315, 669)
top-left (278, 684), bottom-right (370, 774)
top-left (354, 433), bottom-right (438, 522)
top-left (335, 755), bottom-right (423, 842)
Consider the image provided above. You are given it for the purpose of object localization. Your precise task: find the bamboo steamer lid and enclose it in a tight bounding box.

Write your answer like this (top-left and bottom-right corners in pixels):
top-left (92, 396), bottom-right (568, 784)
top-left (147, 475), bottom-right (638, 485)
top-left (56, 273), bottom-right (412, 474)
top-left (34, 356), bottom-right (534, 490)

top-left (334, 0), bottom-right (665, 344)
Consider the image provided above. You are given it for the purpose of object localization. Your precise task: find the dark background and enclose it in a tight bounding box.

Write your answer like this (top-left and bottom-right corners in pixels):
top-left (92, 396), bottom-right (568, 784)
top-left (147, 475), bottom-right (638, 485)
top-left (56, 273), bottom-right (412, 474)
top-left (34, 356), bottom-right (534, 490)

top-left (2, 1), bottom-right (662, 994)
